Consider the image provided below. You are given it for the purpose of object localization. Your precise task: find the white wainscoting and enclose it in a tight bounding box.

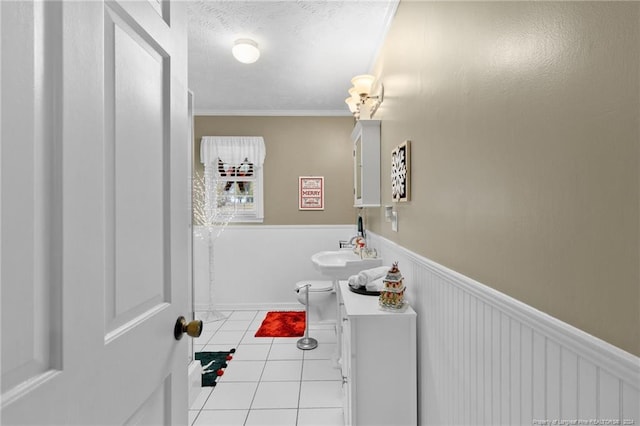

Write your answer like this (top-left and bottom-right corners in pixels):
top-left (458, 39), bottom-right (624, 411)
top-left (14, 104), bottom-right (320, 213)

top-left (367, 232), bottom-right (640, 426)
top-left (193, 225), bottom-right (355, 312)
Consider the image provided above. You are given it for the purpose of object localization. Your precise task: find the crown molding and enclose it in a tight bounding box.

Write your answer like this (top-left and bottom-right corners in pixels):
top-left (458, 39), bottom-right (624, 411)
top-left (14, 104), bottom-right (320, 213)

top-left (193, 109), bottom-right (352, 117)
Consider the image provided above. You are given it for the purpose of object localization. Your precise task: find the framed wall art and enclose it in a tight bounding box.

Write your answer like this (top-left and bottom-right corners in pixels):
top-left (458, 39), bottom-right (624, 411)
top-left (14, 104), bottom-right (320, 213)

top-left (391, 140), bottom-right (410, 202)
top-left (298, 176), bottom-right (324, 210)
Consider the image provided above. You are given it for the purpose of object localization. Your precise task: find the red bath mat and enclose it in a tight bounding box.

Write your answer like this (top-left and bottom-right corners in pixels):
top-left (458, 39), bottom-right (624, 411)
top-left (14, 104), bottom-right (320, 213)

top-left (254, 311), bottom-right (305, 337)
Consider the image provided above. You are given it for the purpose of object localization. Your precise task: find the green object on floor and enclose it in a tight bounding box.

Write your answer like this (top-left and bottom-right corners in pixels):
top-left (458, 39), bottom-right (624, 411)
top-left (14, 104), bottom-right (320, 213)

top-left (195, 349), bottom-right (235, 387)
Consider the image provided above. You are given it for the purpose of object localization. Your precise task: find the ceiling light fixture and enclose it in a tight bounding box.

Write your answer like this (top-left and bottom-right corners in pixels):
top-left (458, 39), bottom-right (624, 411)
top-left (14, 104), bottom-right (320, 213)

top-left (232, 38), bottom-right (260, 64)
top-left (345, 74), bottom-right (384, 120)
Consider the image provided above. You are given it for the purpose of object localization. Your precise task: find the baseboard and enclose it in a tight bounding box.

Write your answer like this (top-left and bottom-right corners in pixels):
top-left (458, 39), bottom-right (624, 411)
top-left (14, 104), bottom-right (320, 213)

top-left (195, 302), bottom-right (302, 312)
top-left (188, 360), bottom-right (202, 408)
top-left (194, 224), bottom-right (354, 231)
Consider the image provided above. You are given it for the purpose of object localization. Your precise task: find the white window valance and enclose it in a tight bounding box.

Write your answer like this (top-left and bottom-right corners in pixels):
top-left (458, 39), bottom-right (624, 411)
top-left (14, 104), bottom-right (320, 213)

top-left (200, 136), bottom-right (266, 166)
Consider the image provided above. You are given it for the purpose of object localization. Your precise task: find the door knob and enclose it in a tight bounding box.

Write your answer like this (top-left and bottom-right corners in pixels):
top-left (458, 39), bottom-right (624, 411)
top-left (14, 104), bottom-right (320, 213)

top-left (174, 316), bottom-right (203, 340)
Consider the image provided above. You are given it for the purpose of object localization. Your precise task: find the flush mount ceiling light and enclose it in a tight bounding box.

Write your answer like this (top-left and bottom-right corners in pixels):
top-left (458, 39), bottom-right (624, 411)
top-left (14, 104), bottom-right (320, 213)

top-left (232, 39), bottom-right (260, 64)
top-left (345, 74), bottom-right (384, 120)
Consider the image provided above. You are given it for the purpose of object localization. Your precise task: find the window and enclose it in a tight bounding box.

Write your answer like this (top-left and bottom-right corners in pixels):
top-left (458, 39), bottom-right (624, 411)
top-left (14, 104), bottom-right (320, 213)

top-left (214, 157), bottom-right (260, 219)
top-left (200, 136), bottom-right (265, 223)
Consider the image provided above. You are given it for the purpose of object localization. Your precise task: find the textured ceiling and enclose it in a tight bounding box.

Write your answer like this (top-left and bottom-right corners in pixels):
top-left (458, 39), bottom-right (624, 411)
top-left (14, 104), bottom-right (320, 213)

top-left (187, 0), bottom-right (398, 115)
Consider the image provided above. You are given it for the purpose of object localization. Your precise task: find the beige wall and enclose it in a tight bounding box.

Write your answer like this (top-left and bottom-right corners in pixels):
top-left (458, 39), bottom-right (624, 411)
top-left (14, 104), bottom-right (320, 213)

top-left (194, 116), bottom-right (356, 225)
top-left (366, 1), bottom-right (639, 355)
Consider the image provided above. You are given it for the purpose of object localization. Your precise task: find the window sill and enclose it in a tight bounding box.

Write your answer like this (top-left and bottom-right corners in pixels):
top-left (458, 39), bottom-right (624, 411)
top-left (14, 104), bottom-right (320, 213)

top-left (229, 217), bottom-right (264, 224)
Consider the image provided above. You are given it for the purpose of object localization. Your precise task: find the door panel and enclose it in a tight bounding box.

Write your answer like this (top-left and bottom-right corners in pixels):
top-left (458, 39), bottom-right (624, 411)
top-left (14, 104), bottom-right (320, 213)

top-left (124, 377), bottom-right (171, 426)
top-left (1, 1), bottom-right (189, 424)
top-left (105, 3), bottom-right (168, 332)
top-left (0, 0), bottom-right (63, 398)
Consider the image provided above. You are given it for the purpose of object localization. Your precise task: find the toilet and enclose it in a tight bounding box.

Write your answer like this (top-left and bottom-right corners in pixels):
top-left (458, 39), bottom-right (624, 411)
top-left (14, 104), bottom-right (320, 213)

top-left (295, 280), bottom-right (336, 324)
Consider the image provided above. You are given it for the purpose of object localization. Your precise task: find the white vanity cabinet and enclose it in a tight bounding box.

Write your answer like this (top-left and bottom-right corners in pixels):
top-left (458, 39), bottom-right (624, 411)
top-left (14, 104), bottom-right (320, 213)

top-left (337, 281), bottom-right (417, 426)
top-left (352, 119), bottom-right (381, 207)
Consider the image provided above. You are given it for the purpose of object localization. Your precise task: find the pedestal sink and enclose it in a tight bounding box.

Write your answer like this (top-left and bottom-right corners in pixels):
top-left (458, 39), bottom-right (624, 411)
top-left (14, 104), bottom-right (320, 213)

top-left (311, 250), bottom-right (382, 280)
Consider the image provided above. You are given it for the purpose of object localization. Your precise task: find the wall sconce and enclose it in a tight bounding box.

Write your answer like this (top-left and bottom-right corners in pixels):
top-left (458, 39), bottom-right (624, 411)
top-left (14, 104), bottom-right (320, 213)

top-left (345, 74), bottom-right (384, 120)
top-left (232, 39), bottom-right (260, 64)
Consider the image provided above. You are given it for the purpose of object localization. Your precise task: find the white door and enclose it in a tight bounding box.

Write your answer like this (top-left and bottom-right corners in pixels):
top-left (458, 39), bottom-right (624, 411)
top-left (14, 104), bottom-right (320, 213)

top-left (1, 1), bottom-right (191, 424)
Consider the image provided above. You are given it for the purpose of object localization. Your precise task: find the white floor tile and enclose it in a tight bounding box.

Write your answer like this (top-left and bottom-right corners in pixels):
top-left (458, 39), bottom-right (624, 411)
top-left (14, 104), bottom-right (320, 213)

top-left (197, 315), bottom-right (227, 329)
top-left (272, 336), bottom-right (302, 345)
top-left (299, 381), bottom-right (342, 408)
top-left (189, 387), bottom-right (213, 410)
top-left (244, 409), bottom-right (298, 426)
top-left (218, 320), bottom-right (252, 331)
top-left (200, 343), bottom-right (236, 353)
top-left (253, 310), bottom-right (270, 321)
top-left (193, 331), bottom-right (215, 346)
top-left (302, 343), bottom-right (336, 360)
top-left (188, 410), bottom-right (199, 426)
top-left (193, 409), bottom-right (248, 426)
top-left (231, 344), bottom-right (271, 361)
top-left (241, 333), bottom-right (273, 345)
top-left (218, 360), bottom-right (265, 382)
top-left (227, 311), bottom-right (258, 321)
top-left (309, 322), bottom-right (337, 331)
top-left (209, 330), bottom-right (245, 346)
top-left (249, 319), bottom-right (266, 331)
top-left (267, 343), bottom-right (304, 360)
top-left (297, 408), bottom-right (345, 426)
top-left (261, 360), bottom-right (302, 382)
top-left (202, 382), bottom-right (258, 410)
top-left (251, 381), bottom-right (300, 409)
top-left (212, 310), bottom-right (234, 319)
top-left (309, 329), bottom-right (337, 343)
top-left (302, 359), bottom-right (342, 381)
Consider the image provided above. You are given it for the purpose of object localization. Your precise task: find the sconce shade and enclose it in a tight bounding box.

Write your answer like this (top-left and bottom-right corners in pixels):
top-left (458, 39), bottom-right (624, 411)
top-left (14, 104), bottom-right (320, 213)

top-left (345, 97), bottom-right (358, 113)
top-left (346, 74), bottom-right (384, 120)
top-left (348, 87), bottom-right (361, 103)
top-left (232, 39), bottom-right (260, 64)
top-left (351, 74), bottom-right (375, 96)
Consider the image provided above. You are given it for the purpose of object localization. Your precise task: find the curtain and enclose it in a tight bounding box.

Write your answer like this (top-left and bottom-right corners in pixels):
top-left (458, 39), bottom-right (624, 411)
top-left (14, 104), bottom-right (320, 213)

top-left (200, 136), bottom-right (266, 166)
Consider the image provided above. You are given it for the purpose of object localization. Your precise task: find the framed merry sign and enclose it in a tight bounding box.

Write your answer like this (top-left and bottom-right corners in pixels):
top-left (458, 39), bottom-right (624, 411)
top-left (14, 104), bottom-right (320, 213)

top-left (299, 176), bottom-right (324, 210)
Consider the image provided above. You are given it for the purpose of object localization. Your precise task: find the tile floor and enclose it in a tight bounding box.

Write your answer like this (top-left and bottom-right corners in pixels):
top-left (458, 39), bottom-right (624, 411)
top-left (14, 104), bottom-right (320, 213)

top-left (190, 310), bottom-right (344, 426)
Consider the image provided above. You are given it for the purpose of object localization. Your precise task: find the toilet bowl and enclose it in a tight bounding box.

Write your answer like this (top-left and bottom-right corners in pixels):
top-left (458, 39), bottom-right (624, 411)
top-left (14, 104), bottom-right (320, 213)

top-left (295, 281), bottom-right (336, 324)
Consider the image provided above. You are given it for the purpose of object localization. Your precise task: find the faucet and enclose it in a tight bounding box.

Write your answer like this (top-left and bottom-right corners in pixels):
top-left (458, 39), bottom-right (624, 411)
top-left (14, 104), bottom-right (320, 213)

top-left (357, 215), bottom-right (365, 239)
top-left (349, 235), bottom-right (364, 246)
top-left (349, 235), bottom-right (366, 258)
top-left (339, 235), bottom-right (363, 249)
top-left (339, 215), bottom-right (367, 249)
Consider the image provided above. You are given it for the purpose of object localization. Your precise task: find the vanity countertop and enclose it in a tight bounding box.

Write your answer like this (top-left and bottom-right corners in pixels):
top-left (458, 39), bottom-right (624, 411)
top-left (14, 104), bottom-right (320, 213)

top-left (338, 281), bottom-right (416, 318)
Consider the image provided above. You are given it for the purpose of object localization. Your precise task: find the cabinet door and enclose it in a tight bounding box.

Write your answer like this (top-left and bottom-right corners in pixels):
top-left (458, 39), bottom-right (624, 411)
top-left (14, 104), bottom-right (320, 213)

top-left (354, 135), bottom-right (363, 205)
top-left (350, 120), bottom-right (380, 207)
top-left (341, 312), bottom-right (353, 425)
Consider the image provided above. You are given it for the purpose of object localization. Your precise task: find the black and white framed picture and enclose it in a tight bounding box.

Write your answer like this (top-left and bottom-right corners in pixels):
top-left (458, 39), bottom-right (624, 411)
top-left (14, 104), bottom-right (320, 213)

top-left (391, 140), bottom-right (410, 202)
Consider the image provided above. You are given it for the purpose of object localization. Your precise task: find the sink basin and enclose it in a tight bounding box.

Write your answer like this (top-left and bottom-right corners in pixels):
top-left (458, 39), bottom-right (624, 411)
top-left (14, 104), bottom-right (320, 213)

top-left (311, 250), bottom-right (382, 280)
